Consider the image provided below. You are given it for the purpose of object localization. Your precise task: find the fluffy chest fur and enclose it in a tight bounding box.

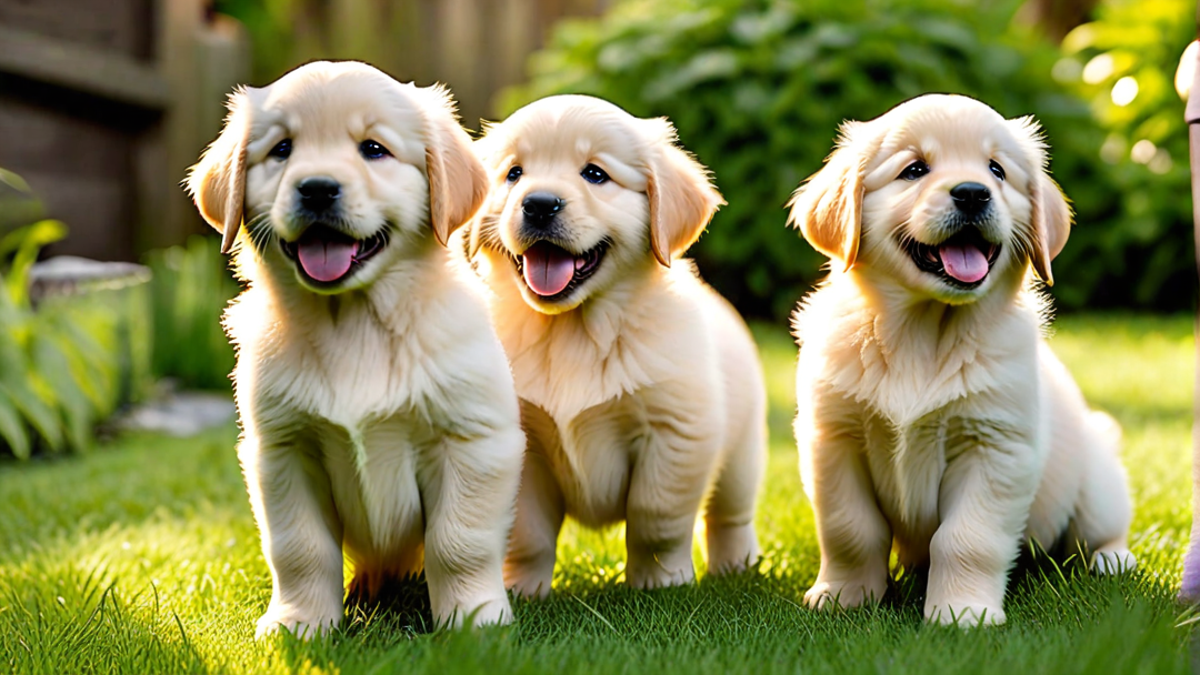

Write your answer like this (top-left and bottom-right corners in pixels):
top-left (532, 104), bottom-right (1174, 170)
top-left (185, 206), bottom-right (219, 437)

top-left (795, 274), bottom-right (1041, 427)
top-left (490, 267), bottom-right (724, 524)
top-left (795, 273), bottom-right (1044, 545)
top-left (227, 250), bottom-right (517, 555)
top-left (490, 266), bottom-right (716, 426)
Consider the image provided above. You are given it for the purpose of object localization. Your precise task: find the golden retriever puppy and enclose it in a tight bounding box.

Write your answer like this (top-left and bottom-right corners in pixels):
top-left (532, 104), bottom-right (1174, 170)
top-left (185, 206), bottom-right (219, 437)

top-left (463, 95), bottom-right (766, 595)
top-left (187, 61), bottom-right (524, 637)
top-left (787, 94), bottom-right (1135, 626)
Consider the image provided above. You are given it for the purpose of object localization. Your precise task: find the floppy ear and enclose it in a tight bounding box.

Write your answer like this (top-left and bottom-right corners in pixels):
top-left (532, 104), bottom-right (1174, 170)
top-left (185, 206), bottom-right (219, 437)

top-left (464, 131), bottom-right (501, 260)
top-left (422, 86), bottom-right (489, 247)
top-left (786, 124), bottom-right (866, 271)
top-left (186, 89), bottom-right (252, 254)
top-left (645, 123), bottom-right (724, 267)
top-left (1009, 115), bottom-right (1072, 286)
top-left (1028, 172), bottom-right (1072, 286)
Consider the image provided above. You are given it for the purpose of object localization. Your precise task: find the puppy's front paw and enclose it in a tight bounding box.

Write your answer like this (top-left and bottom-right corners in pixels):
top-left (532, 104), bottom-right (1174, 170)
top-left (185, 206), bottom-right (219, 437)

top-left (924, 602), bottom-right (1005, 627)
top-left (469, 595), bottom-right (514, 627)
top-left (626, 541), bottom-right (697, 589)
top-left (626, 560), bottom-right (695, 590)
top-left (803, 578), bottom-right (885, 610)
top-left (439, 594), bottom-right (514, 629)
top-left (705, 523), bottom-right (761, 576)
top-left (255, 608), bottom-right (340, 640)
top-left (1092, 548), bottom-right (1137, 575)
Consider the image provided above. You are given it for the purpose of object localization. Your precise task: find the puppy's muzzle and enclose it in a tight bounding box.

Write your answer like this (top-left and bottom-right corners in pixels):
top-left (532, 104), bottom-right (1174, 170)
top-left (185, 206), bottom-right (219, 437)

top-left (950, 182), bottom-right (990, 218)
top-left (298, 176), bottom-right (342, 215)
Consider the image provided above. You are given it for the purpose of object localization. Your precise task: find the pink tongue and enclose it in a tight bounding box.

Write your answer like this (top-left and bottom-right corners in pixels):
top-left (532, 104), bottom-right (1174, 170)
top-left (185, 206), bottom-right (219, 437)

top-left (939, 243), bottom-right (989, 283)
top-left (297, 237), bottom-right (359, 283)
top-left (522, 242), bottom-right (577, 297)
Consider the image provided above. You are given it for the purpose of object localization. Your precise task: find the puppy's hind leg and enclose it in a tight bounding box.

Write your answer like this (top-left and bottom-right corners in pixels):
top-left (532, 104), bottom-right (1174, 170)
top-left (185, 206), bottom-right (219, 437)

top-left (1074, 411), bottom-right (1137, 575)
top-left (703, 419), bottom-right (765, 576)
top-left (504, 449), bottom-right (565, 598)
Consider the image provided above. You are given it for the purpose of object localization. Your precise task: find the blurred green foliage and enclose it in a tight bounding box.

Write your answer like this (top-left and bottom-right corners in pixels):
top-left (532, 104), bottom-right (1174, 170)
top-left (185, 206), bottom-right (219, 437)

top-left (0, 172), bottom-right (145, 459)
top-left (144, 236), bottom-right (238, 391)
top-left (1056, 0), bottom-right (1194, 310)
top-left (214, 0), bottom-right (296, 83)
top-left (0, 175), bottom-right (236, 459)
top-left (502, 0), bottom-right (1194, 318)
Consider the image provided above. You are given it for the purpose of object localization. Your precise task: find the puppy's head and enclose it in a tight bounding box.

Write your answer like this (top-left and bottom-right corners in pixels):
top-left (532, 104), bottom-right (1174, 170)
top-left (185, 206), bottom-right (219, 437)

top-left (187, 60), bottom-right (486, 294)
top-left (788, 94), bottom-right (1071, 304)
top-left (470, 95), bottom-right (723, 314)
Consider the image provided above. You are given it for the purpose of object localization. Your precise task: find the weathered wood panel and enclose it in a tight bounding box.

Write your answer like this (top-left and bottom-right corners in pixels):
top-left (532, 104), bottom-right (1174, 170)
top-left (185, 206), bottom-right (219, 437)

top-left (249, 0), bottom-right (610, 128)
top-left (0, 78), bottom-right (141, 260)
top-left (0, 0), bottom-right (155, 60)
top-left (0, 0), bottom-right (603, 261)
top-left (0, 0), bottom-right (248, 260)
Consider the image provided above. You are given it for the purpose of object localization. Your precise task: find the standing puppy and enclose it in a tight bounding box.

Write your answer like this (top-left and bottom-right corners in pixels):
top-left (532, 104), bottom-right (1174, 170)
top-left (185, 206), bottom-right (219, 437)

top-left (187, 61), bottom-right (524, 637)
top-left (789, 94), bottom-right (1135, 626)
top-left (466, 95), bottom-right (766, 595)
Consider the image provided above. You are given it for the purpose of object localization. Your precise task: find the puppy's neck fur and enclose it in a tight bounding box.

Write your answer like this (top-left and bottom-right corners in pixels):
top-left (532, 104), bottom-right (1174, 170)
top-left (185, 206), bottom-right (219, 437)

top-left (489, 258), bottom-right (702, 422)
top-left (235, 234), bottom-right (444, 329)
top-left (855, 266), bottom-right (1035, 342)
top-left (224, 235), bottom-right (485, 428)
top-left (795, 265), bottom-right (1045, 426)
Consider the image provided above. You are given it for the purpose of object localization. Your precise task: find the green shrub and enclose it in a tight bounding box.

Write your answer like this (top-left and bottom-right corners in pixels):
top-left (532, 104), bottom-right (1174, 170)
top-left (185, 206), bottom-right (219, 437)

top-left (0, 221), bottom-right (132, 459)
top-left (501, 0), bottom-right (1186, 318)
top-left (1054, 0), bottom-right (1194, 310)
top-left (144, 235), bottom-right (238, 391)
top-left (0, 171), bottom-right (153, 459)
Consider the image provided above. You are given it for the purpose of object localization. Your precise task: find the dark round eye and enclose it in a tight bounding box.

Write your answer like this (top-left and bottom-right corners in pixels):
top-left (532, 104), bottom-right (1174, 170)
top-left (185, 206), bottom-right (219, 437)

top-left (989, 160), bottom-right (1006, 181)
top-left (360, 140), bottom-right (392, 160)
top-left (268, 139), bottom-right (292, 160)
top-left (581, 164), bottom-right (610, 185)
top-left (898, 160), bottom-right (929, 181)
top-left (506, 166), bottom-right (523, 183)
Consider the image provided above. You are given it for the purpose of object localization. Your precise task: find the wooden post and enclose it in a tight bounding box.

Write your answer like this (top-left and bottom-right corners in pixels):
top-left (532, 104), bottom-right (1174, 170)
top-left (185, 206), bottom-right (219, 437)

top-left (1180, 1), bottom-right (1200, 603)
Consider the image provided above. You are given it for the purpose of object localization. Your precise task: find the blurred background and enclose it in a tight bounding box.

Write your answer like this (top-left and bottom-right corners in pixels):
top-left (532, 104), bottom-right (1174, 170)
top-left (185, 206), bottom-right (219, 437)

top-left (0, 0), bottom-right (1193, 458)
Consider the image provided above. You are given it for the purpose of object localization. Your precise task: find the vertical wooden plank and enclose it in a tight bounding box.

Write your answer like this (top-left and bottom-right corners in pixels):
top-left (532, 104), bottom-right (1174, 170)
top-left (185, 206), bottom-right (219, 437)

top-left (146, 0), bottom-right (204, 252)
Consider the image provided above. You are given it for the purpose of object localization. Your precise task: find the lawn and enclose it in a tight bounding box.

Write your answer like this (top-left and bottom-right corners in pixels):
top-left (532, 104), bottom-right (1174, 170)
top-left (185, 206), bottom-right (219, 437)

top-left (1, 313), bottom-right (1195, 674)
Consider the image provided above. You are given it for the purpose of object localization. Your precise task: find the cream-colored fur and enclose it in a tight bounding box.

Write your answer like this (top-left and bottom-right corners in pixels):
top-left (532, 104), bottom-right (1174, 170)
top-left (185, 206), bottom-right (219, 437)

top-left (186, 61), bottom-right (523, 637)
top-left (787, 94), bottom-right (1135, 627)
top-left (463, 95), bottom-right (766, 595)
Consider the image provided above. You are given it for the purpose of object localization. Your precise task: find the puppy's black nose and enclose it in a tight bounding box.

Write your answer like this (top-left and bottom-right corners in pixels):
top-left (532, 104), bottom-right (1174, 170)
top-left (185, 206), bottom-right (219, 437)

top-left (522, 192), bottom-right (564, 227)
top-left (297, 177), bottom-right (341, 213)
top-left (950, 182), bottom-right (991, 215)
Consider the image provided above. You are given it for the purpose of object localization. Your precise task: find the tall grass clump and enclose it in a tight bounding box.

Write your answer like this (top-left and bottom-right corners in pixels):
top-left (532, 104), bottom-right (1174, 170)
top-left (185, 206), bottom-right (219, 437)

top-left (144, 235), bottom-right (239, 391)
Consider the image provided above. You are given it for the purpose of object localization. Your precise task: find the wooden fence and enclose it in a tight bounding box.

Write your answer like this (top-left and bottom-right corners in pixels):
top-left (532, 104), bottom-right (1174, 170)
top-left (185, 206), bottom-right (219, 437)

top-left (0, 0), bottom-right (248, 261)
top-left (0, 0), bottom-right (602, 262)
top-left (243, 0), bottom-right (612, 128)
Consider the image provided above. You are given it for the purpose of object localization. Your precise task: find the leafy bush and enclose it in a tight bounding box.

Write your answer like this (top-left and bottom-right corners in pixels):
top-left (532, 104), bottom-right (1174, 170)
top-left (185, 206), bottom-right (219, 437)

top-left (144, 235), bottom-right (238, 391)
top-left (0, 171), bottom-right (153, 459)
top-left (0, 226), bottom-right (130, 459)
top-left (501, 0), bottom-right (1188, 318)
top-left (1054, 0), bottom-right (1195, 310)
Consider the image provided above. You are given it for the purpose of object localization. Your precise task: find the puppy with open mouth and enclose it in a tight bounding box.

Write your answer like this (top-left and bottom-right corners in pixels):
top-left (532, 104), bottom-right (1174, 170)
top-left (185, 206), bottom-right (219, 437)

top-left (788, 94), bottom-right (1135, 626)
top-left (187, 61), bottom-right (524, 637)
top-left (465, 95), bottom-right (767, 594)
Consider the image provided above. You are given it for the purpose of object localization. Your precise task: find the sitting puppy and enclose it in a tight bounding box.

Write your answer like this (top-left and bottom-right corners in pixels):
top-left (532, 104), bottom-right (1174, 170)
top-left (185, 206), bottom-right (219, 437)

top-left (465, 95), bottom-right (766, 595)
top-left (187, 61), bottom-right (524, 637)
top-left (788, 94), bottom-right (1135, 626)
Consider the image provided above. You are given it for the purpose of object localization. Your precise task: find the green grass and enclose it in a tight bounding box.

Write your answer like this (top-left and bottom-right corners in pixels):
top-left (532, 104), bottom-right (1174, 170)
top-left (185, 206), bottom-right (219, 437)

top-left (1, 313), bottom-right (1195, 674)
